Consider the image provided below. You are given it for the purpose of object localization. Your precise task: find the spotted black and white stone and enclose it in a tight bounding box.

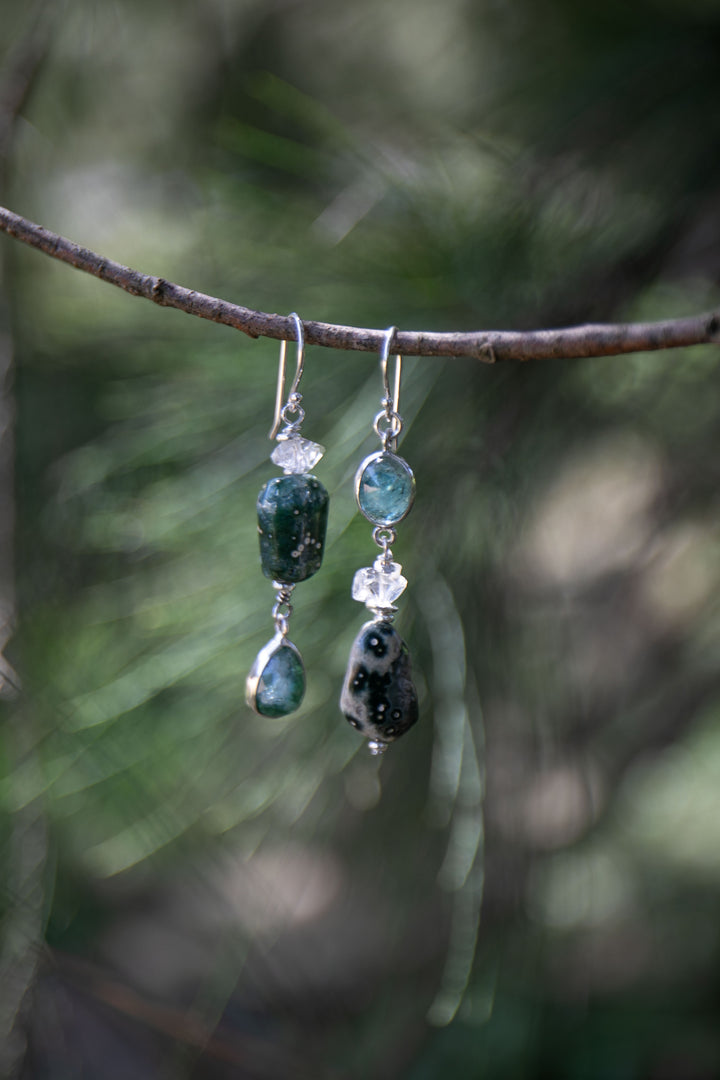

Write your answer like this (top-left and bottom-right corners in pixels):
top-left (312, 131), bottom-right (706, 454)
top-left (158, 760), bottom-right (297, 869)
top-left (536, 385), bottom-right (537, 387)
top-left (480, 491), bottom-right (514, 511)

top-left (340, 619), bottom-right (418, 744)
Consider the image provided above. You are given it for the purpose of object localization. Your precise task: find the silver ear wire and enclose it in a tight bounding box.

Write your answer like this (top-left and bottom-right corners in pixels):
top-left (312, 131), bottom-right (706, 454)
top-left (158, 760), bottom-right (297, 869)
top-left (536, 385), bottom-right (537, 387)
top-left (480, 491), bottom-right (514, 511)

top-left (379, 324), bottom-right (402, 418)
top-left (375, 325), bottom-right (404, 452)
top-left (269, 312), bottom-right (305, 439)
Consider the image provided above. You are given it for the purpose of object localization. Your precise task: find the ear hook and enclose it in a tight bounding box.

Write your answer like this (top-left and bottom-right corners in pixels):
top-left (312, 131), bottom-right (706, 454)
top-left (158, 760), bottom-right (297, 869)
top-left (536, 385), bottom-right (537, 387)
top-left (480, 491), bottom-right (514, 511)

top-left (270, 312), bottom-right (305, 439)
top-left (380, 325), bottom-right (402, 417)
top-left (374, 325), bottom-right (404, 452)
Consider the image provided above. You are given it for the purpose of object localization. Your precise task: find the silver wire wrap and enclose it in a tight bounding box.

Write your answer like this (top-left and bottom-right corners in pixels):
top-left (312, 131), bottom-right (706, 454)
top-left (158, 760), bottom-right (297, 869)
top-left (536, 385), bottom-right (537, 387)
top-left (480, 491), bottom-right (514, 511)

top-left (278, 397), bottom-right (305, 437)
top-left (272, 582), bottom-right (296, 636)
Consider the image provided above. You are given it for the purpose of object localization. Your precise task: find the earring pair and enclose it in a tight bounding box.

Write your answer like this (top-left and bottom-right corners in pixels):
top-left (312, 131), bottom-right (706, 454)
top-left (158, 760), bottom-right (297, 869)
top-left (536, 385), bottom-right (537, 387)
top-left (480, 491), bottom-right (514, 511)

top-left (245, 313), bottom-right (328, 718)
top-left (246, 319), bottom-right (418, 755)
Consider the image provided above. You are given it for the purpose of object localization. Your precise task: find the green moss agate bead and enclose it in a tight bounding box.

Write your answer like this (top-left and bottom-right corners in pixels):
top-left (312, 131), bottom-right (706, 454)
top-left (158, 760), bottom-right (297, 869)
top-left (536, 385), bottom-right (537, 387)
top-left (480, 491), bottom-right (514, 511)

top-left (248, 637), bottom-right (306, 717)
top-left (257, 474), bottom-right (329, 584)
top-left (355, 451), bottom-right (415, 526)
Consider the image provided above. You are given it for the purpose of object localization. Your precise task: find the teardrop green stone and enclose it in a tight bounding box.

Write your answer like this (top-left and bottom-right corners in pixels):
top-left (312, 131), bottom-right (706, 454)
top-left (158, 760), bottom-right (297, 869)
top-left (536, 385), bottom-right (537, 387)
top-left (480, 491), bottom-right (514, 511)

top-left (253, 642), bottom-right (305, 717)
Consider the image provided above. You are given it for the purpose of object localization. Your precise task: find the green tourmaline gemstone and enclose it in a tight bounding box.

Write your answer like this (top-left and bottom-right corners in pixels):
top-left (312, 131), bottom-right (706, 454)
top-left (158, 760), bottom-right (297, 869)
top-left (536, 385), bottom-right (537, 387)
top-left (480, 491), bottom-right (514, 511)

top-left (254, 642), bottom-right (305, 717)
top-left (356, 451), bottom-right (415, 526)
top-left (257, 474), bottom-right (329, 584)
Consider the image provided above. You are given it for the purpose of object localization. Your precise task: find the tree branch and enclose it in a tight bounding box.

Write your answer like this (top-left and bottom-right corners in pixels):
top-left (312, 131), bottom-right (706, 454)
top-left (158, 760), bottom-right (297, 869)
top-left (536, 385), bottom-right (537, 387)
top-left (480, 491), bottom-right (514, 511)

top-left (1, 203), bottom-right (718, 361)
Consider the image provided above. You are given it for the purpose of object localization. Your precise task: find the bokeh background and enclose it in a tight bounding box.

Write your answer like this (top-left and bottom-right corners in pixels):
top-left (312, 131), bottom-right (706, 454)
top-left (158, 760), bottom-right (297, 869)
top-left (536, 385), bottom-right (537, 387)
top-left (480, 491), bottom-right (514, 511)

top-left (2, 1), bottom-right (720, 1077)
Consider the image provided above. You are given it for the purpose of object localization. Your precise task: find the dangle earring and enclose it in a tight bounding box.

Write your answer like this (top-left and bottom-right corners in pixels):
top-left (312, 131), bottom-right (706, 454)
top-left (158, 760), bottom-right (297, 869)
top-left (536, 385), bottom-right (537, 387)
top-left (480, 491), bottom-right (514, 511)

top-left (246, 314), bottom-right (329, 717)
top-left (340, 326), bottom-right (419, 755)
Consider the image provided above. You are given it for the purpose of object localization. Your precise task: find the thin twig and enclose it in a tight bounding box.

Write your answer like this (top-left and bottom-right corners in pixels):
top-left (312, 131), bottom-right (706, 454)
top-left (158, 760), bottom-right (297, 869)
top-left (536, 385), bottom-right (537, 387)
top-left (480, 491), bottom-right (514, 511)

top-left (1, 204), bottom-right (719, 361)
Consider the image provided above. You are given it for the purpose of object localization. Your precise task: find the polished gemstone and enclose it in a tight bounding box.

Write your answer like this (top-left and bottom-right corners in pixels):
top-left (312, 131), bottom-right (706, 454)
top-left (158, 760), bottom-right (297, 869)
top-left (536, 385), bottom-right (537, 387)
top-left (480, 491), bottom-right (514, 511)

top-left (271, 435), bottom-right (325, 474)
top-left (352, 555), bottom-right (407, 612)
top-left (340, 619), bottom-right (419, 745)
top-left (257, 474), bottom-right (329, 583)
top-left (356, 451), bottom-right (415, 526)
top-left (247, 637), bottom-right (305, 717)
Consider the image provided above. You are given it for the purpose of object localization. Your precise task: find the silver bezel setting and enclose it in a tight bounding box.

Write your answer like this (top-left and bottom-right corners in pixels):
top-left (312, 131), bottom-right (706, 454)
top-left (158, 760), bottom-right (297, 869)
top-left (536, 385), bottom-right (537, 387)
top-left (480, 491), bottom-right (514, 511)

top-left (245, 631), bottom-right (305, 716)
top-left (354, 450), bottom-right (416, 527)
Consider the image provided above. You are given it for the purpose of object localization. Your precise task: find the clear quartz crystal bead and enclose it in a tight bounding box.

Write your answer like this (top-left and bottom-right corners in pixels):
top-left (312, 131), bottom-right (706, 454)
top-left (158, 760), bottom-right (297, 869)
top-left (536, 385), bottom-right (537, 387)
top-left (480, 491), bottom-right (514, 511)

top-left (271, 436), bottom-right (325, 474)
top-left (352, 555), bottom-right (407, 612)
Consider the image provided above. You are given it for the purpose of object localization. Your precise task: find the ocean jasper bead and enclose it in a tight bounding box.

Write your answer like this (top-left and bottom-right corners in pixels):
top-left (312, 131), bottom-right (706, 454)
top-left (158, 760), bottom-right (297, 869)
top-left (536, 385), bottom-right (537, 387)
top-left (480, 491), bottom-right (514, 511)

top-left (355, 451), bottom-right (415, 526)
top-left (340, 619), bottom-right (419, 743)
top-left (257, 474), bottom-right (329, 584)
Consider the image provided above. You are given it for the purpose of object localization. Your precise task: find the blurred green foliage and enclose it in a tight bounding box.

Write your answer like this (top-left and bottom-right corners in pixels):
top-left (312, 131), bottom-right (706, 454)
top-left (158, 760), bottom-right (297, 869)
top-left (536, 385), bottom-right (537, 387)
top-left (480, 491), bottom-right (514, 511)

top-left (2, 0), bottom-right (720, 1076)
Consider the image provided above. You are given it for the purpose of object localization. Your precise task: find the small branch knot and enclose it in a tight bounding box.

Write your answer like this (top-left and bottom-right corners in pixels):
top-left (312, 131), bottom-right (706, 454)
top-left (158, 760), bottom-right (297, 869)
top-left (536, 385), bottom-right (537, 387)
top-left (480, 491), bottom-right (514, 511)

top-left (476, 340), bottom-right (497, 364)
top-left (151, 277), bottom-right (168, 303)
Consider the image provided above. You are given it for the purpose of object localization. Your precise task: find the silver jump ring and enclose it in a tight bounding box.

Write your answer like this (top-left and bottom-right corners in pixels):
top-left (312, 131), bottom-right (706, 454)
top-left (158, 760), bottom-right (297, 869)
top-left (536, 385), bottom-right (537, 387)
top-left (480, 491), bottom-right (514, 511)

top-left (272, 599), bottom-right (293, 636)
top-left (373, 410), bottom-right (403, 446)
top-left (372, 525), bottom-right (396, 551)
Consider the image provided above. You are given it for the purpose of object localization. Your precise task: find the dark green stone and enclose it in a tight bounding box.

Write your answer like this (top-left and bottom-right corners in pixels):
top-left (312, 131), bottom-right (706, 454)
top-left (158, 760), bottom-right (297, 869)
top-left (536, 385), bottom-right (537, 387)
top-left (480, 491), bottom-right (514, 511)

top-left (257, 474), bottom-right (329, 584)
top-left (255, 642), bottom-right (305, 717)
